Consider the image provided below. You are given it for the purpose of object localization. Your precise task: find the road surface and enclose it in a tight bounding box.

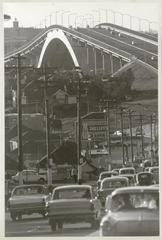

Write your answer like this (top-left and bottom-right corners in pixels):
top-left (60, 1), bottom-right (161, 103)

top-left (5, 212), bottom-right (99, 237)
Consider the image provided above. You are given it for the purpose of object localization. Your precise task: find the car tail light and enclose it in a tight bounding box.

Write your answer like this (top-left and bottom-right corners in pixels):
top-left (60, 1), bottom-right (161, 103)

top-left (7, 200), bottom-right (10, 209)
top-left (42, 198), bottom-right (46, 205)
top-left (90, 202), bottom-right (94, 211)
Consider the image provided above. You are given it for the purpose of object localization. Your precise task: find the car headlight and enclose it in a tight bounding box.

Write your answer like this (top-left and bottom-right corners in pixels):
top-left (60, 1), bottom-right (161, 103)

top-left (100, 220), bottom-right (112, 236)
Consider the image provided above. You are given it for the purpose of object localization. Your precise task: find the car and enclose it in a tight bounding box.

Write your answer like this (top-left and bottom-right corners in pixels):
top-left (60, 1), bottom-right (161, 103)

top-left (119, 167), bottom-right (135, 175)
top-left (47, 184), bottom-right (101, 231)
top-left (97, 176), bottom-right (129, 207)
top-left (100, 186), bottom-right (159, 236)
top-left (97, 171), bottom-right (118, 189)
top-left (112, 169), bottom-right (120, 175)
top-left (8, 184), bottom-right (51, 221)
top-left (148, 166), bottom-right (159, 184)
top-left (118, 174), bottom-right (136, 186)
top-left (136, 128), bottom-right (145, 136)
top-left (136, 172), bottom-right (154, 186)
top-left (11, 170), bottom-right (46, 184)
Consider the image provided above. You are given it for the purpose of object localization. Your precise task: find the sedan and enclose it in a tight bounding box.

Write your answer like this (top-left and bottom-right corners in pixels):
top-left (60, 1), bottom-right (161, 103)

top-left (47, 185), bottom-right (101, 231)
top-left (97, 176), bottom-right (129, 207)
top-left (8, 184), bottom-right (50, 221)
top-left (100, 186), bottom-right (159, 236)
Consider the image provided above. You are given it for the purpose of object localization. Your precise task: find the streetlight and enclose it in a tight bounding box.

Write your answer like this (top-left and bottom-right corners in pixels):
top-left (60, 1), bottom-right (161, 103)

top-left (115, 11), bottom-right (123, 27)
top-left (61, 11), bottom-right (70, 26)
top-left (108, 9), bottom-right (115, 24)
top-left (123, 14), bottom-right (132, 29)
top-left (51, 10), bottom-right (61, 25)
top-left (100, 9), bottom-right (108, 23)
top-left (92, 10), bottom-right (101, 25)
top-left (68, 13), bottom-right (77, 26)
top-left (85, 14), bottom-right (95, 27)
top-left (140, 18), bottom-right (150, 32)
top-left (75, 15), bottom-right (84, 28)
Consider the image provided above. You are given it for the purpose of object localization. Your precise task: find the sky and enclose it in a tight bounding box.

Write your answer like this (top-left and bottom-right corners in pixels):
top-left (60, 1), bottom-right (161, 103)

top-left (3, 2), bottom-right (159, 31)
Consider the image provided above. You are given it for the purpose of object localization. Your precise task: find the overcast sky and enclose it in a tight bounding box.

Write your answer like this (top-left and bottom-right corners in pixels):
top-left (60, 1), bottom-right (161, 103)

top-left (3, 2), bottom-right (159, 31)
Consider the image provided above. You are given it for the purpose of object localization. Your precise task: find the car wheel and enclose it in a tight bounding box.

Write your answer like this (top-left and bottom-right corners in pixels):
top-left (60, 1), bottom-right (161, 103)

top-left (10, 212), bottom-right (17, 221)
top-left (58, 222), bottom-right (63, 230)
top-left (18, 213), bottom-right (22, 220)
top-left (39, 178), bottom-right (45, 184)
top-left (91, 219), bottom-right (99, 229)
top-left (51, 222), bottom-right (56, 231)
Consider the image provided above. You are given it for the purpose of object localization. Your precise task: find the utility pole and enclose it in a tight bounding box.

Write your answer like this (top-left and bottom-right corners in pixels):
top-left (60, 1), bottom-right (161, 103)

top-left (139, 114), bottom-right (144, 159)
top-left (16, 54), bottom-right (23, 185)
top-left (120, 108), bottom-right (125, 165)
top-left (76, 67), bottom-right (83, 183)
top-left (128, 110), bottom-right (134, 163)
top-left (150, 114), bottom-right (153, 166)
top-left (43, 65), bottom-right (52, 185)
top-left (105, 100), bottom-right (111, 171)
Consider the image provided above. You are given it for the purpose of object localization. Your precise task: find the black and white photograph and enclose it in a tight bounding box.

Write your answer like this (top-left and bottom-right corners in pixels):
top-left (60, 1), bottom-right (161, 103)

top-left (2, 0), bottom-right (160, 237)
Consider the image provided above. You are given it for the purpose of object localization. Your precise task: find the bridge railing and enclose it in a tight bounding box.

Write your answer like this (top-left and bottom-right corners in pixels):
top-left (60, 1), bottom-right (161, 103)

top-left (5, 24), bottom-right (132, 62)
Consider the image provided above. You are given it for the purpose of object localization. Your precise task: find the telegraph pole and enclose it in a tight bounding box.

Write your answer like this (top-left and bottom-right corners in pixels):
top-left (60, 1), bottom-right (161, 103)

top-left (76, 67), bottom-right (83, 183)
top-left (150, 114), bottom-right (153, 166)
top-left (43, 65), bottom-right (52, 185)
top-left (16, 54), bottom-right (23, 185)
top-left (120, 108), bottom-right (125, 165)
top-left (105, 100), bottom-right (111, 170)
top-left (139, 114), bottom-right (144, 158)
top-left (128, 110), bottom-right (134, 163)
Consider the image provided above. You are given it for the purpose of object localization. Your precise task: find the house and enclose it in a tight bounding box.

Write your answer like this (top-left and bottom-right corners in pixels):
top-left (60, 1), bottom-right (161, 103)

top-left (49, 89), bottom-right (77, 106)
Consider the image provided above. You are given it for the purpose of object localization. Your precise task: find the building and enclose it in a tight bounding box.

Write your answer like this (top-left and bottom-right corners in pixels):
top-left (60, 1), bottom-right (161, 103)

top-left (4, 19), bottom-right (42, 54)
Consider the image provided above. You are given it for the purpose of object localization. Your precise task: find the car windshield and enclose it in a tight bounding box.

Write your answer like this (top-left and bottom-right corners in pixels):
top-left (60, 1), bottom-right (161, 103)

top-left (53, 188), bottom-right (91, 199)
top-left (120, 169), bottom-right (135, 174)
top-left (102, 179), bottom-right (128, 189)
top-left (111, 192), bottom-right (159, 212)
top-left (101, 173), bottom-right (112, 180)
top-left (138, 174), bottom-right (152, 185)
top-left (151, 168), bottom-right (159, 174)
top-left (13, 186), bottom-right (45, 196)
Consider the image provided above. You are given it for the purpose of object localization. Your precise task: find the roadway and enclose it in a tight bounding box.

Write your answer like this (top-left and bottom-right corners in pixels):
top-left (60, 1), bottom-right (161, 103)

top-left (77, 28), bottom-right (157, 69)
top-left (5, 212), bottom-right (99, 237)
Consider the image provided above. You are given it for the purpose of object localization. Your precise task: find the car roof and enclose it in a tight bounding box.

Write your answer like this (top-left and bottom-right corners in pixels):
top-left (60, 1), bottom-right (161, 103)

top-left (53, 184), bottom-right (92, 191)
top-left (13, 184), bottom-right (45, 189)
top-left (101, 176), bottom-right (129, 183)
top-left (119, 167), bottom-right (135, 170)
top-left (137, 172), bottom-right (153, 175)
top-left (111, 186), bottom-right (159, 196)
top-left (119, 174), bottom-right (135, 177)
top-left (100, 171), bottom-right (114, 175)
top-left (149, 166), bottom-right (159, 170)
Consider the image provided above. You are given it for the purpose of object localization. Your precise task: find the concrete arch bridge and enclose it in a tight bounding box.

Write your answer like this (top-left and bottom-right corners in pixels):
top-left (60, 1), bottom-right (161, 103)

top-left (5, 24), bottom-right (158, 90)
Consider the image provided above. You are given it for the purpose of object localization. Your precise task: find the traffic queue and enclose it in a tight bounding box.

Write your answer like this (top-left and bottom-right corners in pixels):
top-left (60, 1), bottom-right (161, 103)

top-left (6, 165), bottom-right (159, 236)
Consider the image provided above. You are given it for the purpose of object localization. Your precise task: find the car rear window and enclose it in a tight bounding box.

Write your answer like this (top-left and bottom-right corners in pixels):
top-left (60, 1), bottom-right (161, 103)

top-left (101, 173), bottom-right (111, 180)
top-left (102, 180), bottom-right (128, 189)
top-left (53, 188), bottom-right (91, 200)
top-left (13, 186), bottom-right (45, 196)
top-left (111, 192), bottom-right (159, 212)
top-left (120, 169), bottom-right (135, 174)
top-left (151, 168), bottom-right (159, 174)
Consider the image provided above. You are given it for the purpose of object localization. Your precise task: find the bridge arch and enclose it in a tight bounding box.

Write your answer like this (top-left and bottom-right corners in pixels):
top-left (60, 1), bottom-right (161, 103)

top-left (37, 29), bottom-right (80, 68)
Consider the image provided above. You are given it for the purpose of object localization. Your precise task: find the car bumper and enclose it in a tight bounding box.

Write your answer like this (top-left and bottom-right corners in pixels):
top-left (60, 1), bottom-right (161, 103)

top-left (49, 212), bottom-right (96, 223)
top-left (9, 205), bottom-right (47, 214)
